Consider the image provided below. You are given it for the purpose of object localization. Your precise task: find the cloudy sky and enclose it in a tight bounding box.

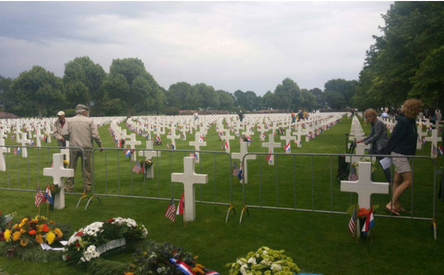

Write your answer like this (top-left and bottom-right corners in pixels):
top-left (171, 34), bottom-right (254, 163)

top-left (0, 1), bottom-right (392, 96)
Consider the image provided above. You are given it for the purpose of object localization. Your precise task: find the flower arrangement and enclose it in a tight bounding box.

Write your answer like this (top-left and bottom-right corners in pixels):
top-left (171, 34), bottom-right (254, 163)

top-left (125, 242), bottom-right (218, 275)
top-left (48, 184), bottom-right (62, 195)
top-left (227, 246), bottom-right (300, 275)
top-left (63, 217), bottom-right (148, 266)
top-left (0, 215), bottom-right (68, 261)
top-left (144, 159), bottom-right (153, 169)
top-left (0, 211), bottom-right (16, 233)
top-left (347, 205), bottom-right (379, 219)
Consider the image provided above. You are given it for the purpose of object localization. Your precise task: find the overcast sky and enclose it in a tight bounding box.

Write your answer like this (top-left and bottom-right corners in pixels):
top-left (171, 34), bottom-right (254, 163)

top-left (0, 1), bottom-right (393, 96)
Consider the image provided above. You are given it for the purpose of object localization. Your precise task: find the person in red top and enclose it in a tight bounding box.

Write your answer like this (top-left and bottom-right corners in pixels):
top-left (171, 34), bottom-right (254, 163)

top-left (291, 110), bottom-right (296, 123)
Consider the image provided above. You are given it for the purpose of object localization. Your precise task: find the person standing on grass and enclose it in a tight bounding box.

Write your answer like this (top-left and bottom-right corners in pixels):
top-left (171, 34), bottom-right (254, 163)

top-left (53, 111), bottom-right (68, 147)
top-left (383, 98), bottom-right (422, 216)
top-left (65, 104), bottom-right (103, 193)
top-left (291, 110), bottom-right (296, 124)
top-left (357, 108), bottom-right (391, 183)
top-left (238, 110), bottom-right (244, 122)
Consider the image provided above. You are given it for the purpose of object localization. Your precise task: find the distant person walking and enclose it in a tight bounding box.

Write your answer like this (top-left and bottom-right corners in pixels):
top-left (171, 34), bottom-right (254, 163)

top-left (297, 110), bottom-right (304, 121)
top-left (238, 110), bottom-right (244, 122)
top-left (357, 108), bottom-right (391, 183)
top-left (384, 98), bottom-right (422, 216)
top-left (65, 104), bottom-right (103, 193)
top-left (53, 111), bottom-right (68, 147)
top-left (291, 110), bottom-right (296, 123)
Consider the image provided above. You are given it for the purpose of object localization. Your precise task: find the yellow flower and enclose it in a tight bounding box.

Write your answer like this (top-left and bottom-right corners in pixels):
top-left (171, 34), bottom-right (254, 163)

top-left (54, 228), bottom-right (63, 238)
top-left (37, 224), bottom-right (43, 233)
top-left (4, 230), bottom-right (11, 242)
top-left (12, 224), bottom-right (18, 230)
top-left (20, 238), bottom-right (28, 247)
top-left (19, 228), bottom-right (26, 234)
top-left (35, 234), bottom-right (44, 244)
top-left (46, 230), bottom-right (55, 245)
top-left (13, 231), bottom-right (21, 241)
top-left (124, 273), bottom-right (134, 275)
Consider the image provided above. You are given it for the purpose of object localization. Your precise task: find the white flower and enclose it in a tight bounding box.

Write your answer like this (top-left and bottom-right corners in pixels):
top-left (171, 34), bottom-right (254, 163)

top-left (80, 257), bottom-right (86, 262)
top-left (247, 257), bottom-right (257, 264)
top-left (87, 245), bottom-right (96, 252)
top-left (271, 263), bottom-right (282, 271)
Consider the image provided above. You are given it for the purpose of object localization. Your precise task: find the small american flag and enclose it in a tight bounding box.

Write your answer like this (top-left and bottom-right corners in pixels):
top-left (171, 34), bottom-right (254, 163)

top-left (35, 188), bottom-right (44, 207)
top-left (164, 198), bottom-right (176, 222)
top-left (132, 160), bottom-right (142, 174)
top-left (348, 166), bottom-right (359, 181)
top-left (349, 205), bottom-right (357, 237)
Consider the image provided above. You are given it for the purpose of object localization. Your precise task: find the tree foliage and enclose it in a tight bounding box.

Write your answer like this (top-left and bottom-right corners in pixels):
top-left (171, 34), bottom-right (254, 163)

top-left (353, 2), bottom-right (444, 110)
top-left (11, 66), bottom-right (64, 118)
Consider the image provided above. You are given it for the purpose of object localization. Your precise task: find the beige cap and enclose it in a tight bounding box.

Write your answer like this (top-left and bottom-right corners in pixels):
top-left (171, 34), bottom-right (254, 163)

top-left (57, 111), bottom-right (65, 116)
top-left (76, 104), bottom-right (89, 111)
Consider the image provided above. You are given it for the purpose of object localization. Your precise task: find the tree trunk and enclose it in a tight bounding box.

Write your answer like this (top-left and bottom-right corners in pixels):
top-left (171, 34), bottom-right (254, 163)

top-left (39, 105), bottom-right (43, 119)
top-left (127, 106), bottom-right (132, 118)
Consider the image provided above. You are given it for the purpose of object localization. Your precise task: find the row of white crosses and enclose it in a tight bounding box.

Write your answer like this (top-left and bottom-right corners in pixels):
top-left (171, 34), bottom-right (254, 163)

top-left (347, 116), bottom-right (370, 164)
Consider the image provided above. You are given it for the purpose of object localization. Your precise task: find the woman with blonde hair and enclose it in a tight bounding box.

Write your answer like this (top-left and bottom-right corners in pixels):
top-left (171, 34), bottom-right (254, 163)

top-left (384, 98), bottom-right (422, 216)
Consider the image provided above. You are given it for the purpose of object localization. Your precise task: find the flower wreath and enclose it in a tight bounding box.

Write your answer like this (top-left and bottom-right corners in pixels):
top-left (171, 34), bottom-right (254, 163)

top-left (63, 217), bottom-right (148, 266)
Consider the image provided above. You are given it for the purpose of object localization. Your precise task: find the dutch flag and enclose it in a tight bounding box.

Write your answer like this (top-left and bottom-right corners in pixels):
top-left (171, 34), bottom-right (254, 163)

top-left (125, 150), bottom-right (132, 158)
top-left (362, 206), bottom-right (375, 234)
top-left (199, 136), bottom-right (204, 143)
top-left (246, 136), bottom-right (252, 143)
top-left (284, 143), bottom-right (291, 152)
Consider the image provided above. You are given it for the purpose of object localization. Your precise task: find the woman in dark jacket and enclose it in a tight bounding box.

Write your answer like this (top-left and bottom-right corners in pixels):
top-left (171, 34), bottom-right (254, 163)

top-left (384, 99), bottom-right (422, 216)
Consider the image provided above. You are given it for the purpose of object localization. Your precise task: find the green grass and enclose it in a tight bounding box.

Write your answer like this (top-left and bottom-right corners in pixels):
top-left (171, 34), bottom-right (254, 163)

top-left (0, 115), bottom-right (443, 275)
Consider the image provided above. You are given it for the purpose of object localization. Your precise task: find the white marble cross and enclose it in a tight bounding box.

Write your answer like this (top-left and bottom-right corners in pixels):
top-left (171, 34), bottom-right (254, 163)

top-left (220, 130), bottom-right (235, 153)
top-left (188, 133), bottom-right (207, 163)
top-left (262, 134), bottom-right (281, 165)
top-left (292, 124), bottom-right (304, 148)
top-left (424, 129), bottom-right (441, 158)
top-left (167, 127), bottom-right (180, 150)
top-left (17, 133), bottom-right (31, 158)
top-left (416, 125), bottom-right (427, 150)
top-left (126, 133), bottom-right (142, 161)
top-left (0, 139), bottom-right (10, 171)
top-left (340, 162), bottom-right (389, 209)
top-left (44, 124), bottom-right (52, 143)
top-left (139, 140), bottom-right (161, 178)
top-left (232, 142), bottom-right (256, 184)
top-left (0, 129), bottom-right (7, 140)
top-left (34, 128), bottom-right (44, 147)
top-left (280, 129), bottom-right (295, 153)
top-left (43, 153), bottom-right (74, 209)
top-left (60, 140), bottom-right (70, 161)
top-left (242, 126), bottom-right (255, 138)
top-left (171, 157), bottom-right (208, 222)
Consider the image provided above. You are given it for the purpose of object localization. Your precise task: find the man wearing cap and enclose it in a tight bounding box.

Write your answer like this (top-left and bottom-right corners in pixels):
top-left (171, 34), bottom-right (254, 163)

top-left (65, 104), bottom-right (103, 193)
top-left (53, 111), bottom-right (68, 147)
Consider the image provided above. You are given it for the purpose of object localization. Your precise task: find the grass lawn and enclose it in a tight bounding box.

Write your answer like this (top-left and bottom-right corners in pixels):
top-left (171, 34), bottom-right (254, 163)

top-left (0, 114), bottom-right (443, 275)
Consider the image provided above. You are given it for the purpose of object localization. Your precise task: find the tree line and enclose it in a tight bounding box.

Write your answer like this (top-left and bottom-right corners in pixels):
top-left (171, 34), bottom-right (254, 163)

top-left (0, 2), bottom-right (442, 118)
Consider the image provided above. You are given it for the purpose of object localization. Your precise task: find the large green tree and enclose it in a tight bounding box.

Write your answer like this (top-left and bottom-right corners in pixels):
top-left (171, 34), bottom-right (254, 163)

top-left (186, 83), bottom-right (218, 113)
top-left (216, 90), bottom-right (234, 111)
top-left (354, 2), bottom-right (444, 109)
top-left (11, 66), bottom-right (64, 118)
top-left (274, 78), bottom-right (303, 112)
top-left (63, 56), bottom-right (106, 110)
top-left (301, 89), bottom-right (317, 111)
top-left (0, 75), bottom-right (14, 112)
top-left (104, 58), bottom-right (161, 118)
top-left (165, 82), bottom-right (191, 109)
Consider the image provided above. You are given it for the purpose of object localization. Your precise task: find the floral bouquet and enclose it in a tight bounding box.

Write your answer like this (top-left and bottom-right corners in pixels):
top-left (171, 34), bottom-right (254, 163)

top-left (125, 242), bottom-right (218, 275)
top-left (63, 217), bottom-right (148, 266)
top-left (227, 246), bottom-right (300, 275)
top-left (0, 211), bottom-right (16, 233)
top-left (48, 184), bottom-right (62, 195)
top-left (144, 159), bottom-right (153, 169)
top-left (0, 215), bottom-right (68, 261)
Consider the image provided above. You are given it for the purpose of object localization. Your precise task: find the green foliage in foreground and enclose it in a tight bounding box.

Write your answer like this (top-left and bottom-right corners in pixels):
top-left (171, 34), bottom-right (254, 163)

top-left (0, 116), bottom-right (443, 275)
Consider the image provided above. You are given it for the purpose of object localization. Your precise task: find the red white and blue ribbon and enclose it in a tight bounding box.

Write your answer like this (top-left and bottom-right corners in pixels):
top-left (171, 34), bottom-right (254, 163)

top-left (169, 258), bottom-right (196, 275)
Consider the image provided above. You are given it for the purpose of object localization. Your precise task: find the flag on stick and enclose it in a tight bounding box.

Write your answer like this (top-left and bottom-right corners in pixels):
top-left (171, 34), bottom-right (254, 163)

top-left (362, 206), bottom-right (375, 234)
top-left (348, 166), bottom-right (359, 181)
top-left (35, 188), bottom-right (44, 207)
top-left (348, 205), bottom-right (357, 237)
top-left (176, 193), bottom-right (184, 215)
top-left (164, 198), bottom-right (176, 222)
top-left (44, 185), bottom-right (53, 205)
top-left (284, 143), bottom-right (291, 152)
top-left (132, 160), bottom-right (142, 174)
